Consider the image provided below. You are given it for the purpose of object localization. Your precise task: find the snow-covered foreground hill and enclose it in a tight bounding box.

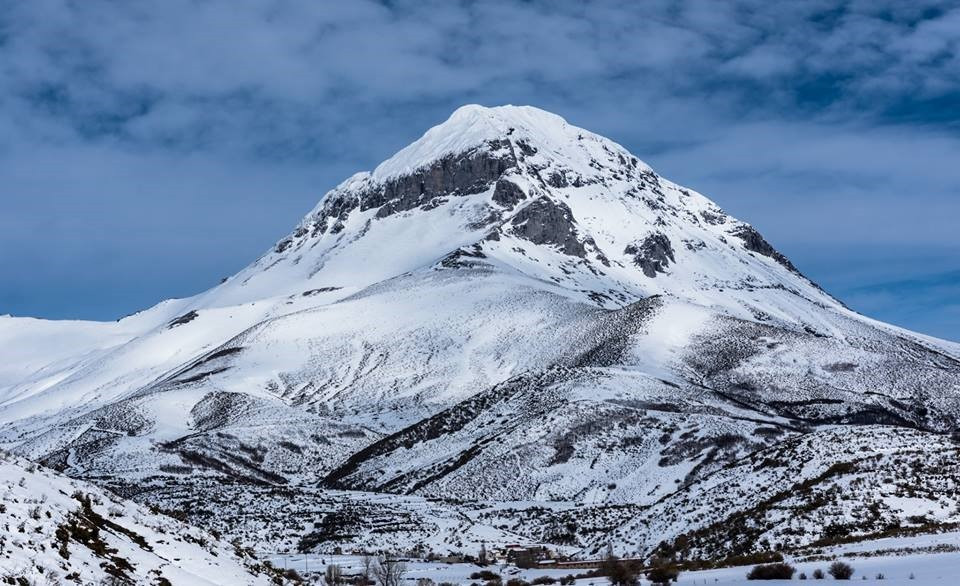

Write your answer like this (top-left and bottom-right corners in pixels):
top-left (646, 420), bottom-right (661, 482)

top-left (2, 105), bottom-right (959, 578)
top-left (0, 451), bottom-right (292, 584)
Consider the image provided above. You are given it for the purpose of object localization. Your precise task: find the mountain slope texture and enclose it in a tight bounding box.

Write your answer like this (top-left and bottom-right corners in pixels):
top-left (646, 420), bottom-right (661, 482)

top-left (3, 106), bottom-right (960, 576)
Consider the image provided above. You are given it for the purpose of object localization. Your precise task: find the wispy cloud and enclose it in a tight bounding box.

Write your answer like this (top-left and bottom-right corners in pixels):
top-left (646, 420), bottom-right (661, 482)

top-left (1, 0), bottom-right (958, 339)
top-left (842, 269), bottom-right (960, 341)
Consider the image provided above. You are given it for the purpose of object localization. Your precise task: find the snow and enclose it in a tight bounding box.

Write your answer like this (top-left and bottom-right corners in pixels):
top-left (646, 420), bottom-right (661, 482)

top-left (0, 451), bottom-right (280, 584)
top-left (0, 315), bottom-right (137, 406)
top-left (271, 535), bottom-right (960, 585)
top-left (680, 553), bottom-right (958, 584)
top-left (625, 300), bottom-right (713, 380)
top-left (0, 103), bottom-right (931, 435)
top-left (1, 104), bottom-right (959, 578)
top-left (372, 105), bottom-right (651, 182)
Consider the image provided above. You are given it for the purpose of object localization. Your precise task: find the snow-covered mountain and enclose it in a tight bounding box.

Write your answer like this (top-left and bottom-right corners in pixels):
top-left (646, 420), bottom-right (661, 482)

top-left (2, 105), bottom-right (959, 571)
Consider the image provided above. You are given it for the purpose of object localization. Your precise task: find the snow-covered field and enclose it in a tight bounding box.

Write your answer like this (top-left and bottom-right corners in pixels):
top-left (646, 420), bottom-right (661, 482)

top-left (269, 533), bottom-right (960, 585)
top-left (686, 531), bottom-right (960, 584)
top-left (682, 553), bottom-right (957, 585)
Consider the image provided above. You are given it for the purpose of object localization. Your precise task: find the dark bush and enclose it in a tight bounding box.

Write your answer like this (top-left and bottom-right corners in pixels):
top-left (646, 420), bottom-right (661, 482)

top-left (646, 564), bottom-right (679, 585)
top-left (747, 563), bottom-right (796, 580)
top-left (470, 571), bottom-right (500, 582)
top-left (829, 562), bottom-right (854, 580)
top-left (602, 556), bottom-right (637, 586)
top-left (812, 568), bottom-right (825, 579)
top-left (282, 569), bottom-right (303, 582)
top-left (530, 578), bottom-right (556, 585)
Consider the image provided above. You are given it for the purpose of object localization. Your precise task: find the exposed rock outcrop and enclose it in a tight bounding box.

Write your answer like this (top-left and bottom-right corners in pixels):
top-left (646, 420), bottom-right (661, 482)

top-left (312, 140), bottom-right (517, 233)
top-left (730, 225), bottom-right (799, 273)
top-left (625, 232), bottom-right (675, 277)
top-left (491, 178), bottom-right (527, 208)
top-left (509, 197), bottom-right (587, 257)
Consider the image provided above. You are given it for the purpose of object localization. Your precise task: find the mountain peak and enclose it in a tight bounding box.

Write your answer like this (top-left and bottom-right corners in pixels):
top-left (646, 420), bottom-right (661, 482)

top-left (372, 104), bottom-right (649, 181)
top-left (210, 104), bottom-right (845, 330)
top-left (448, 103), bottom-right (569, 128)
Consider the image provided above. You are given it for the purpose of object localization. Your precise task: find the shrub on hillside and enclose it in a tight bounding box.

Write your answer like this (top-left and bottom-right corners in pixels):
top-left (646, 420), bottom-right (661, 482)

top-left (829, 561), bottom-right (854, 580)
top-left (646, 557), bottom-right (679, 586)
top-left (602, 557), bottom-right (637, 586)
top-left (747, 562), bottom-right (796, 580)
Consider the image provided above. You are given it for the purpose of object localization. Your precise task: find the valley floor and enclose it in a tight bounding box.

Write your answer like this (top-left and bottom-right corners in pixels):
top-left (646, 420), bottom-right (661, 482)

top-left (264, 531), bottom-right (960, 585)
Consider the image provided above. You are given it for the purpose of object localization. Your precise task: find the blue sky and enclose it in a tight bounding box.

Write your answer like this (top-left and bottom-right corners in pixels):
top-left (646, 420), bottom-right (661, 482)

top-left (1, 0), bottom-right (958, 341)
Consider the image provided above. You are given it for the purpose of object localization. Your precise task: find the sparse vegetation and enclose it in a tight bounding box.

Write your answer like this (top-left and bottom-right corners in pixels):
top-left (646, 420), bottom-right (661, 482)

top-left (747, 562), bottom-right (796, 580)
top-left (646, 556), bottom-right (680, 585)
top-left (828, 561), bottom-right (854, 580)
top-left (325, 563), bottom-right (343, 585)
top-left (600, 546), bottom-right (638, 586)
top-left (373, 556), bottom-right (407, 586)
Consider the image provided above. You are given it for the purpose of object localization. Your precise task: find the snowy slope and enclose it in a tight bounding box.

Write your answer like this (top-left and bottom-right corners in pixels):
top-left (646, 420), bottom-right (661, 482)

top-left (1, 105), bottom-right (958, 565)
top-left (0, 450), bottom-right (290, 584)
top-left (588, 424), bottom-right (960, 560)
